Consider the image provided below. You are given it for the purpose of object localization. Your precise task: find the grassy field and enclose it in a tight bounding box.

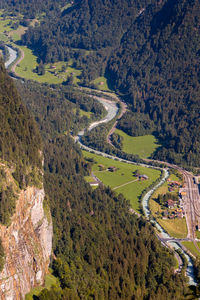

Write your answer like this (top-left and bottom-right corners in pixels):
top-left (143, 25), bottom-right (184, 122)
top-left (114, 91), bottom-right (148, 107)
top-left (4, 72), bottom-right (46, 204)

top-left (8, 25), bottom-right (27, 42)
top-left (25, 273), bottom-right (60, 299)
top-left (91, 76), bottom-right (111, 91)
top-left (115, 129), bottom-right (160, 159)
top-left (82, 150), bottom-right (161, 213)
top-left (196, 230), bottom-right (200, 239)
top-left (15, 46), bottom-right (64, 83)
top-left (73, 107), bottom-right (92, 118)
top-left (0, 16), bottom-right (13, 42)
top-left (182, 242), bottom-right (200, 258)
top-left (84, 176), bottom-right (95, 183)
top-left (15, 50), bottom-right (82, 84)
top-left (159, 218), bottom-right (187, 238)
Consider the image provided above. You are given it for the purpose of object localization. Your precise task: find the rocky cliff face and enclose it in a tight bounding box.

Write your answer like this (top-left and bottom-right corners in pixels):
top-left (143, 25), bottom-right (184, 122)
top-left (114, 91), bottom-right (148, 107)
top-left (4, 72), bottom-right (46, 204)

top-left (0, 185), bottom-right (53, 300)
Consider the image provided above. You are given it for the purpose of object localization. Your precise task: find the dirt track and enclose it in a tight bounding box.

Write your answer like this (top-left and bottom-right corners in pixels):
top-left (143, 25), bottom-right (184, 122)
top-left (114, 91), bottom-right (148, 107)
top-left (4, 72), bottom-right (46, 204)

top-left (11, 48), bottom-right (25, 76)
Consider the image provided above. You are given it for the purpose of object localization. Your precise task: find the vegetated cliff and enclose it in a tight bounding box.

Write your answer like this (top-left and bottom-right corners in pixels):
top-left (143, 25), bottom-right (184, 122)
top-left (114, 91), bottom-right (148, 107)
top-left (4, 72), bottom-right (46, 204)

top-left (0, 59), bottom-right (53, 299)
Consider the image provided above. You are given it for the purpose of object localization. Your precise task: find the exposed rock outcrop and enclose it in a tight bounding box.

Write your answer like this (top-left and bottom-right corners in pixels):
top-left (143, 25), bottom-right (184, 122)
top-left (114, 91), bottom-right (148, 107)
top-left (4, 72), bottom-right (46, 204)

top-left (0, 186), bottom-right (53, 300)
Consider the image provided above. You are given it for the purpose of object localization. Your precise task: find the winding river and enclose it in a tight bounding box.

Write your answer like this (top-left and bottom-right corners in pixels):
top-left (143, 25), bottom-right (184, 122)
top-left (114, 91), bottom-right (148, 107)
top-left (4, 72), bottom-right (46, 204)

top-left (4, 46), bottom-right (17, 69)
top-left (5, 44), bottom-right (197, 285)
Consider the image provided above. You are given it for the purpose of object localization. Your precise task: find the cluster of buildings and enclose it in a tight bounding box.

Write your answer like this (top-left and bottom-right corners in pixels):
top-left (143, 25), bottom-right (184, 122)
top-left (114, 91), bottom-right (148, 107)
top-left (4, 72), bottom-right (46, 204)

top-left (161, 180), bottom-right (185, 219)
top-left (167, 178), bottom-right (181, 192)
top-left (162, 200), bottom-right (185, 219)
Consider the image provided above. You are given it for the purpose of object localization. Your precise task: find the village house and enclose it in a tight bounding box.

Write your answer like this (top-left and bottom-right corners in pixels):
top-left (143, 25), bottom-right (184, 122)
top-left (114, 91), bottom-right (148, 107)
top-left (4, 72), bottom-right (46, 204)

top-left (167, 199), bottom-right (176, 209)
top-left (108, 166), bottom-right (117, 172)
top-left (139, 174), bottom-right (149, 181)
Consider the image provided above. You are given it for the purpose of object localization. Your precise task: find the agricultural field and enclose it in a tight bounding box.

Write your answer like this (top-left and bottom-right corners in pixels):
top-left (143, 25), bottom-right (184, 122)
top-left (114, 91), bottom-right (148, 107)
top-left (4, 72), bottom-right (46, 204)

top-left (82, 150), bottom-right (161, 213)
top-left (115, 129), bottom-right (160, 159)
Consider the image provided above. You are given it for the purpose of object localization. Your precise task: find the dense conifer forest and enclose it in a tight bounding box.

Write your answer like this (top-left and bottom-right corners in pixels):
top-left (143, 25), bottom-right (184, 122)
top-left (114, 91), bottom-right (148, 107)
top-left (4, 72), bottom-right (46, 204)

top-left (0, 60), bottom-right (42, 191)
top-left (19, 0), bottom-right (200, 167)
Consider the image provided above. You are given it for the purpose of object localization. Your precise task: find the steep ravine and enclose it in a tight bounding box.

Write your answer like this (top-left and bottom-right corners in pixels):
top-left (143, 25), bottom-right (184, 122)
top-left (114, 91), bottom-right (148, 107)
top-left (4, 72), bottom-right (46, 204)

top-left (0, 170), bottom-right (53, 299)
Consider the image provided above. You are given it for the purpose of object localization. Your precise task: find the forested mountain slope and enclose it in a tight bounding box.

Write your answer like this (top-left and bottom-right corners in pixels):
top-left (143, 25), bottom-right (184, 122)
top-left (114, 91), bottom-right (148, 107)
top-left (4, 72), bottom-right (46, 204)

top-left (0, 60), bottom-right (52, 299)
top-left (20, 0), bottom-right (200, 167)
top-left (108, 0), bottom-right (200, 167)
top-left (21, 0), bottom-right (154, 62)
top-left (0, 59), bottom-right (42, 188)
top-left (16, 79), bottom-right (188, 299)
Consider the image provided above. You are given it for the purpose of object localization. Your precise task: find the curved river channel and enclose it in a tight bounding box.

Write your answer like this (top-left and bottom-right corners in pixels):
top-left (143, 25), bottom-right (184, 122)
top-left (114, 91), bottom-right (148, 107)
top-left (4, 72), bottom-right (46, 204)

top-left (5, 46), bottom-right (17, 69)
top-left (4, 45), bottom-right (197, 285)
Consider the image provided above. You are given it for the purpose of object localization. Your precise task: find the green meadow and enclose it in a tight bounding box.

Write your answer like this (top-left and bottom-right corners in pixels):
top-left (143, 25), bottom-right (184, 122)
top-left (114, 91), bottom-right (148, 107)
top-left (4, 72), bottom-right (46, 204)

top-left (115, 129), bottom-right (160, 159)
top-left (15, 49), bottom-right (82, 84)
top-left (82, 150), bottom-right (161, 213)
top-left (25, 273), bottom-right (60, 299)
top-left (91, 76), bottom-right (111, 91)
top-left (182, 241), bottom-right (200, 258)
top-left (159, 218), bottom-right (187, 239)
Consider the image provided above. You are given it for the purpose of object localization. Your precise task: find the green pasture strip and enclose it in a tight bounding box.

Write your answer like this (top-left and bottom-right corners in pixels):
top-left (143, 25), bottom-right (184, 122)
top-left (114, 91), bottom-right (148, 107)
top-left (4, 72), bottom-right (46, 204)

top-left (60, 3), bottom-right (72, 12)
top-left (182, 241), bottom-right (200, 258)
top-left (79, 109), bottom-right (92, 118)
top-left (9, 25), bottom-right (27, 41)
top-left (0, 18), bottom-right (12, 33)
top-left (82, 150), bottom-right (161, 212)
top-left (115, 130), bottom-right (161, 159)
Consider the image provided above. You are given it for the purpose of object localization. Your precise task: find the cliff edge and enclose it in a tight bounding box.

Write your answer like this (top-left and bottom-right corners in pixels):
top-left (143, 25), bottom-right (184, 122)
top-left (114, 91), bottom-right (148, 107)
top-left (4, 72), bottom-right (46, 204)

top-left (0, 183), bottom-right (52, 300)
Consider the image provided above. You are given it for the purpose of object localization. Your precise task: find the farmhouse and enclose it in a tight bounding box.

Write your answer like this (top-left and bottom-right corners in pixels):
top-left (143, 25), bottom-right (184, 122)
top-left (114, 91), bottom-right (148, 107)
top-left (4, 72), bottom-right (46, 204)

top-left (108, 166), bottom-right (117, 172)
top-left (139, 174), bottom-right (149, 180)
